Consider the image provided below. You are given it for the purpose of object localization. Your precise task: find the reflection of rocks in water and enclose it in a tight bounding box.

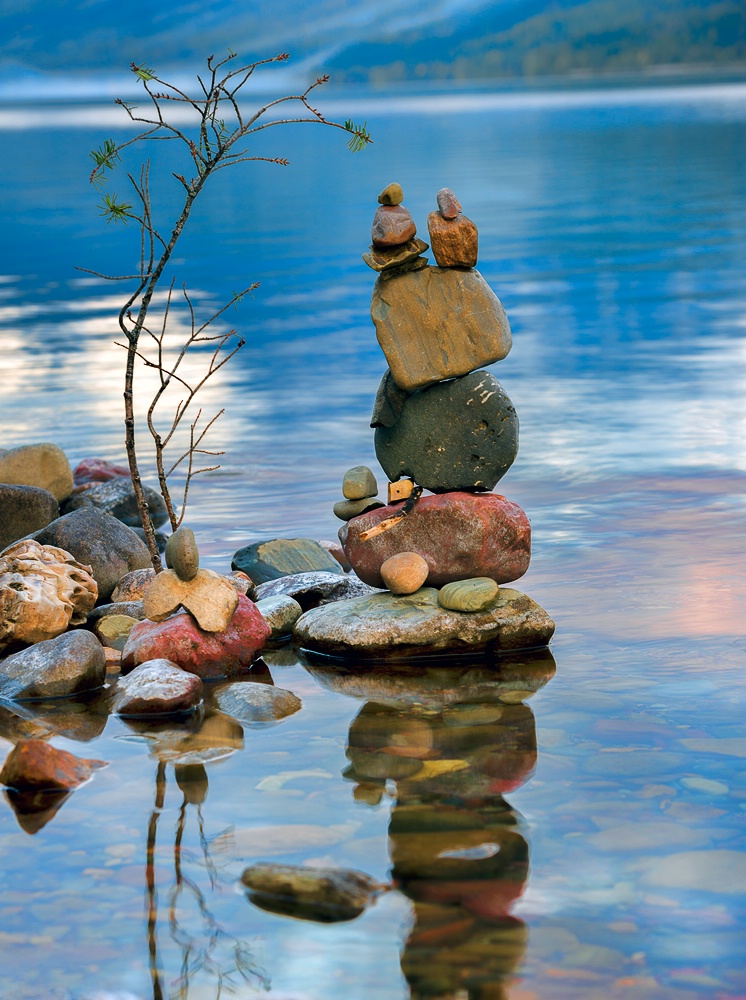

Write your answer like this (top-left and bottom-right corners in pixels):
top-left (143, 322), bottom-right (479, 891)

top-left (4, 786), bottom-right (73, 834)
top-left (241, 862), bottom-right (383, 923)
top-left (344, 700), bottom-right (537, 800)
top-left (301, 647), bottom-right (555, 709)
top-left (174, 762), bottom-right (209, 804)
top-left (122, 709), bottom-right (244, 765)
top-left (0, 691), bottom-right (109, 744)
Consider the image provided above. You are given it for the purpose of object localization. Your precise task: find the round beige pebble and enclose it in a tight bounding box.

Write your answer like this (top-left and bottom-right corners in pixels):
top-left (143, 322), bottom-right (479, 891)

top-left (438, 577), bottom-right (499, 612)
top-left (380, 551), bottom-right (429, 595)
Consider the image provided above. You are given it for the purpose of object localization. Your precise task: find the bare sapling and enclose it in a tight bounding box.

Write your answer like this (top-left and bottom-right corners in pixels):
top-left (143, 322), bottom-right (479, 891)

top-left (84, 51), bottom-right (371, 570)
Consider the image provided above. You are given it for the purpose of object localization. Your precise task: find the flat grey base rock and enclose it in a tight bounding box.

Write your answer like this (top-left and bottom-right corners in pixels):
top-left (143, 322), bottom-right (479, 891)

top-left (293, 587), bottom-right (554, 660)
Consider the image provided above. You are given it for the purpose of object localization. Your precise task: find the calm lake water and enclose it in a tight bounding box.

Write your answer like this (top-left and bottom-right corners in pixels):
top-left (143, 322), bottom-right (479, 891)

top-left (0, 81), bottom-right (745, 999)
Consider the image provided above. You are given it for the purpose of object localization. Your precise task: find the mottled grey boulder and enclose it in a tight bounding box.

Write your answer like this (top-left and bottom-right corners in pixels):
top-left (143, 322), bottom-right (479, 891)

top-left (213, 681), bottom-right (301, 725)
top-left (0, 484), bottom-right (59, 550)
top-left (0, 630), bottom-right (106, 700)
top-left (374, 370), bottom-right (518, 493)
top-left (112, 659), bottom-right (203, 717)
top-left (254, 571), bottom-right (380, 612)
top-left (87, 600), bottom-right (146, 624)
top-left (62, 477), bottom-right (168, 529)
top-left (256, 595), bottom-right (303, 639)
top-left (232, 537), bottom-right (344, 584)
top-left (29, 508), bottom-right (152, 602)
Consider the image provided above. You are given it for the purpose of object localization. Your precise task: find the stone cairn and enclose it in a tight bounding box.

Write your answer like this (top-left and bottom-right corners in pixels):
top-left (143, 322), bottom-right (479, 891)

top-left (296, 183), bottom-right (555, 659)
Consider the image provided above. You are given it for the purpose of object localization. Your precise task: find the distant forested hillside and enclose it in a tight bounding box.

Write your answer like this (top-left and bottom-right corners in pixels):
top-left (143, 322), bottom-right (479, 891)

top-left (329, 0), bottom-right (746, 82)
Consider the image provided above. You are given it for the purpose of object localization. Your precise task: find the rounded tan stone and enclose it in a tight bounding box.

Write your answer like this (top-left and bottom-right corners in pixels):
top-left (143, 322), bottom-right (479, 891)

top-left (378, 182), bottom-right (404, 206)
top-left (380, 551), bottom-right (429, 595)
top-left (0, 443), bottom-right (74, 501)
top-left (342, 465), bottom-right (378, 500)
top-left (95, 613), bottom-right (140, 650)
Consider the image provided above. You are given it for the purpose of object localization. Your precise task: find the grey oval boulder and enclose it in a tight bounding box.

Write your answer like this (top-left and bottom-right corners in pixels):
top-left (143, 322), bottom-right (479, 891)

top-left (0, 443), bottom-right (74, 501)
top-left (0, 630), bottom-right (106, 701)
top-left (254, 571), bottom-right (380, 612)
top-left (28, 508), bottom-right (152, 602)
top-left (112, 659), bottom-right (203, 717)
top-left (62, 477), bottom-right (168, 529)
top-left (0, 484), bottom-right (59, 550)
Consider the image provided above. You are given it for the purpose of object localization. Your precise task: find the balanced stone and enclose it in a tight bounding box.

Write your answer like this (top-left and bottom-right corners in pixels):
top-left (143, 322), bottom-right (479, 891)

top-left (0, 443), bottom-right (74, 501)
top-left (374, 370), bottom-right (518, 493)
top-left (341, 492), bottom-right (530, 589)
top-left (294, 587), bottom-right (555, 658)
top-left (362, 237), bottom-right (429, 273)
top-left (29, 508), bottom-right (152, 602)
top-left (436, 187), bottom-right (462, 219)
top-left (0, 630), bottom-right (106, 701)
top-left (333, 497), bottom-right (385, 521)
top-left (342, 465), bottom-right (378, 500)
top-left (380, 552), bottom-right (429, 595)
top-left (232, 537), bottom-right (344, 584)
top-left (427, 211), bottom-right (478, 268)
top-left (0, 484), bottom-right (59, 550)
top-left (112, 658), bottom-right (203, 717)
top-left (371, 205), bottom-right (416, 248)
top-left (142, 567), bottom-right (239, 633)
top-left (370, 266), bottom-right (512, 392)
top-left (438, 577), bottom-right (499, 612)
top-left (63, 477), bottom-right (168, 529)
top-left (241, 863), bottom-right (380, 922)
top-left (378, 182), bottom-right (404, 206)
top-left (165, 526), bottom-right (199, 580)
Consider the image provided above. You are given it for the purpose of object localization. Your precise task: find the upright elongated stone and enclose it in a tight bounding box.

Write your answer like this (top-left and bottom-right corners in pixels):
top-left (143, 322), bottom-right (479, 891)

top-left (371, 266), bottom-right (511, 391)
top-left (374, 370), bottom-right (518, 493)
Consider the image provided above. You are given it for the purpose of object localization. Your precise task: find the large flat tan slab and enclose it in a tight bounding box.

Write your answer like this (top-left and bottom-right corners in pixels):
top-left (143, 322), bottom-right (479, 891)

top-left (371, 266), bottom-right (512, 391)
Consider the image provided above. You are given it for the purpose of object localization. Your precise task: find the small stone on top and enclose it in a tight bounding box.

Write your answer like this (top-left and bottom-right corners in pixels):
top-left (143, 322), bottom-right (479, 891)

top-left (436, 187), bottom-right (462, 219)
top-left (342, 465), bottom-right (378, 500)
top-left (378, 182), bottom-right (404, 206)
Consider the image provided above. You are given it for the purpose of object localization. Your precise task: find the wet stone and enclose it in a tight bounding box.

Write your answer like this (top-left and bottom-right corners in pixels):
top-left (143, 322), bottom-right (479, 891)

top-left (0, 443), bottom-right (74, 501)
top-left (232, 537), bottom-right (344, 584)
top-left (142, 567), bottom-right (238, 633)
top-left (371, 204), bottom-right (416, 248)
top-left (112, 658), bottom-right (203, 717)
top-left (374, 370), bottom-right (518, 493)
top-left (439, 577), bottom-right (499, 612)
top-left (0, 739), bottom-right (105, 791)
top-left (213, 681), bottom-right (301, 725)
top-left (427, 210), bottom-right (478, 268)
top-left (254, 570), bottom-right (380, 612)
top-left (165, 525), bottom-right (199, 580)
top-left (255, 594), bottom-right (303, 639)
top-left (370, 266), bottom-right (512, 392)
top-left (333, 497), bottom-right (385, 521)
top-left (0, 484), bottom-right (59, 550)
top-left (62, 476), bottom-right (169, 529)
top-left (0, 630), bottom-right (106, 701)
top-left (436, 187), bottom-right (462, 219)
top-left (241, 863), bottom-right (381, 922)
top-left (380, 552), bottom-right (429, 595)
top-left (342, 465), bottom-right (378, 500)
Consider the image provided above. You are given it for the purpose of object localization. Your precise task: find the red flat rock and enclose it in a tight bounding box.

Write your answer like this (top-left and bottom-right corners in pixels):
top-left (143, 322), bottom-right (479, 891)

top-left (341, 492), bottom-right (531, 588)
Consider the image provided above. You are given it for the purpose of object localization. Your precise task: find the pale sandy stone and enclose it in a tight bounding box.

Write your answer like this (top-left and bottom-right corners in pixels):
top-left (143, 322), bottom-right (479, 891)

top-left (0, 443), bottom-right (74, 501)
top-left (143, 567), bottom-right (238, 632)
top-left (380, 552), bottom-right (429, 595)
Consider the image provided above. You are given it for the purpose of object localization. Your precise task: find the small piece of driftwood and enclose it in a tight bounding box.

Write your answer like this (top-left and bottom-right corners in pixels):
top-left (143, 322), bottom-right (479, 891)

top-left (358, 486), bottom-right (423, 541)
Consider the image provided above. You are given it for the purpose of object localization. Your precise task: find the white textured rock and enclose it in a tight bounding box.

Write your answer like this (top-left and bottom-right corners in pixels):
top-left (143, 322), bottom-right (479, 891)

top-left (113, 658), bottom-right (203, 717)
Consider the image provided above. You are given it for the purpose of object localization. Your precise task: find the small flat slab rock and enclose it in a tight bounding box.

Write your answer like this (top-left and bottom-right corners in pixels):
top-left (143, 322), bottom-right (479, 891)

top-left (0, 484), bottom-right (59, 550)
top-left (342, 492), bottom-right (530, 589)
top-left (333, 497), bottom-right (385, 521)
top-left (254, 571), bottom-right (381, 612)
top-left (374, 370), bottom-right (518, 493)
top-left (427, 210), bottom-right (478, 268)
top-left (121, 594), bottom-right (270, 679)
top-left (0, 443), bottom-right (73, 501)
top-left (29, 508), bottom-right (152, 602)
top-left (62, 476), bottom-right (168, 529)
top-left (0, 630), bottom-right (106, 701)
top-left (232, 537), bottom-right (344, 584)
top-left (0, 739), bottom-right (105, 791)
top-left (213, 681), bottom-right (301, 724)
top-left (362, 236), bottom-right (429, 273)
top-left (142, 567), bottom-right (239, 633)
top-left (255, 594), bottom-right (303, 639)
top-left (294, 587), bottom-right (554, 658)
top-left (112, 658), bottom-right (203, 717)
top-left (241, 862), bottom-right (381, 922)
top-left (371, 266), bottom-right (512, 392)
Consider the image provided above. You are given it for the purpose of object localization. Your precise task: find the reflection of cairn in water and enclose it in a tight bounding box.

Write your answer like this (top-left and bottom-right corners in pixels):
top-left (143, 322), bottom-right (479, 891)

top-left (336, 660), bottom-right (544, 1000)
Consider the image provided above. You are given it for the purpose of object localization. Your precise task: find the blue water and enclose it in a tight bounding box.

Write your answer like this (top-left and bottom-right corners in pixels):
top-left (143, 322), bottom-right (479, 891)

top-left (0, 82), bottom-right (745, 999)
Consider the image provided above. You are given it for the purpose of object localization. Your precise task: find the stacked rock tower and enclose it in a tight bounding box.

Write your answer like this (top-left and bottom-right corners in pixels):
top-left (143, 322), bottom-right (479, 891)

top-left (296, 183), bottom-right (554, 659)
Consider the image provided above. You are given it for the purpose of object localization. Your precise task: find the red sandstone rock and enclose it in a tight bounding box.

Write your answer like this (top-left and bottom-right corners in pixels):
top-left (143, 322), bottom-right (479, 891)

top-left (121, 594), bottom-right (271, 679)
top-left (72, 457), bottom-right (130, 487)
top-left (341, 492), bottom-right (530, 588)
top-left (0, 739), bottom-right (105, 791)
top-left (371, 205), bottom-right (416, 248)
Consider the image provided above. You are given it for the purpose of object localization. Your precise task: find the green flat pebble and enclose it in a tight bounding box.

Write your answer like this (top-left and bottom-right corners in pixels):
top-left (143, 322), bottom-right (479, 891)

top-left (342, 465), bottom-right (378, 500)
top-left (438, 577), bottom-right (499, 612)
top-left (333, 497), bottom-right (384, 521)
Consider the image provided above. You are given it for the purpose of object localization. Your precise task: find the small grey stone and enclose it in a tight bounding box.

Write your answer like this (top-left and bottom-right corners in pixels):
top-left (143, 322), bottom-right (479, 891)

top-left (29, 508), bottom-right (152, 602)
top-left (88, 600), bottom-right (146, 623)
top-left (165, 525), bottom-right (199, 580)
top-left (213, 681), bottom-right (301, 725)
top-left (0, 484), bottom-right (59, 550)
top-left (333, 497), bottom-right (385, 521)
top-left (256, 595), bottom-right (303, 639)
top-left (62, 477), bottom-right (168, 529)
top-left (254, 571), bottom-right (380, 612)
top-left (0, 630), bottom-right (106, 700)
top-left (342, 465), bottom-right (378, 500)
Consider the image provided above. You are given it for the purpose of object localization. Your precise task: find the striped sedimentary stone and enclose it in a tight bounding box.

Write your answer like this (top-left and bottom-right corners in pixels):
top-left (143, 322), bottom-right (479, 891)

top-left (438, 577), bottom-right (499, 612)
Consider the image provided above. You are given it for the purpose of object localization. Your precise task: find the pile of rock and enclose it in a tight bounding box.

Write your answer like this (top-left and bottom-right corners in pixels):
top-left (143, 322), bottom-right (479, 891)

top-left (295, 184), bottom-right (554, 658)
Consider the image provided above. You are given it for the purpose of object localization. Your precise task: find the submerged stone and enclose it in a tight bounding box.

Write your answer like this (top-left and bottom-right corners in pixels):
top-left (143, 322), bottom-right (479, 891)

top-left (294, 587), bottom-right (554, 659)
top-left (112, 658), bottom-right (203, 717)
top-left (254, 571), bottom-right (380, 612)
top-left (213, 681), bottom-right (301, 725)
top-left (241, 862), bottom-right (382, 922)
top-left (0, 630), bottom-right (106, 701)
